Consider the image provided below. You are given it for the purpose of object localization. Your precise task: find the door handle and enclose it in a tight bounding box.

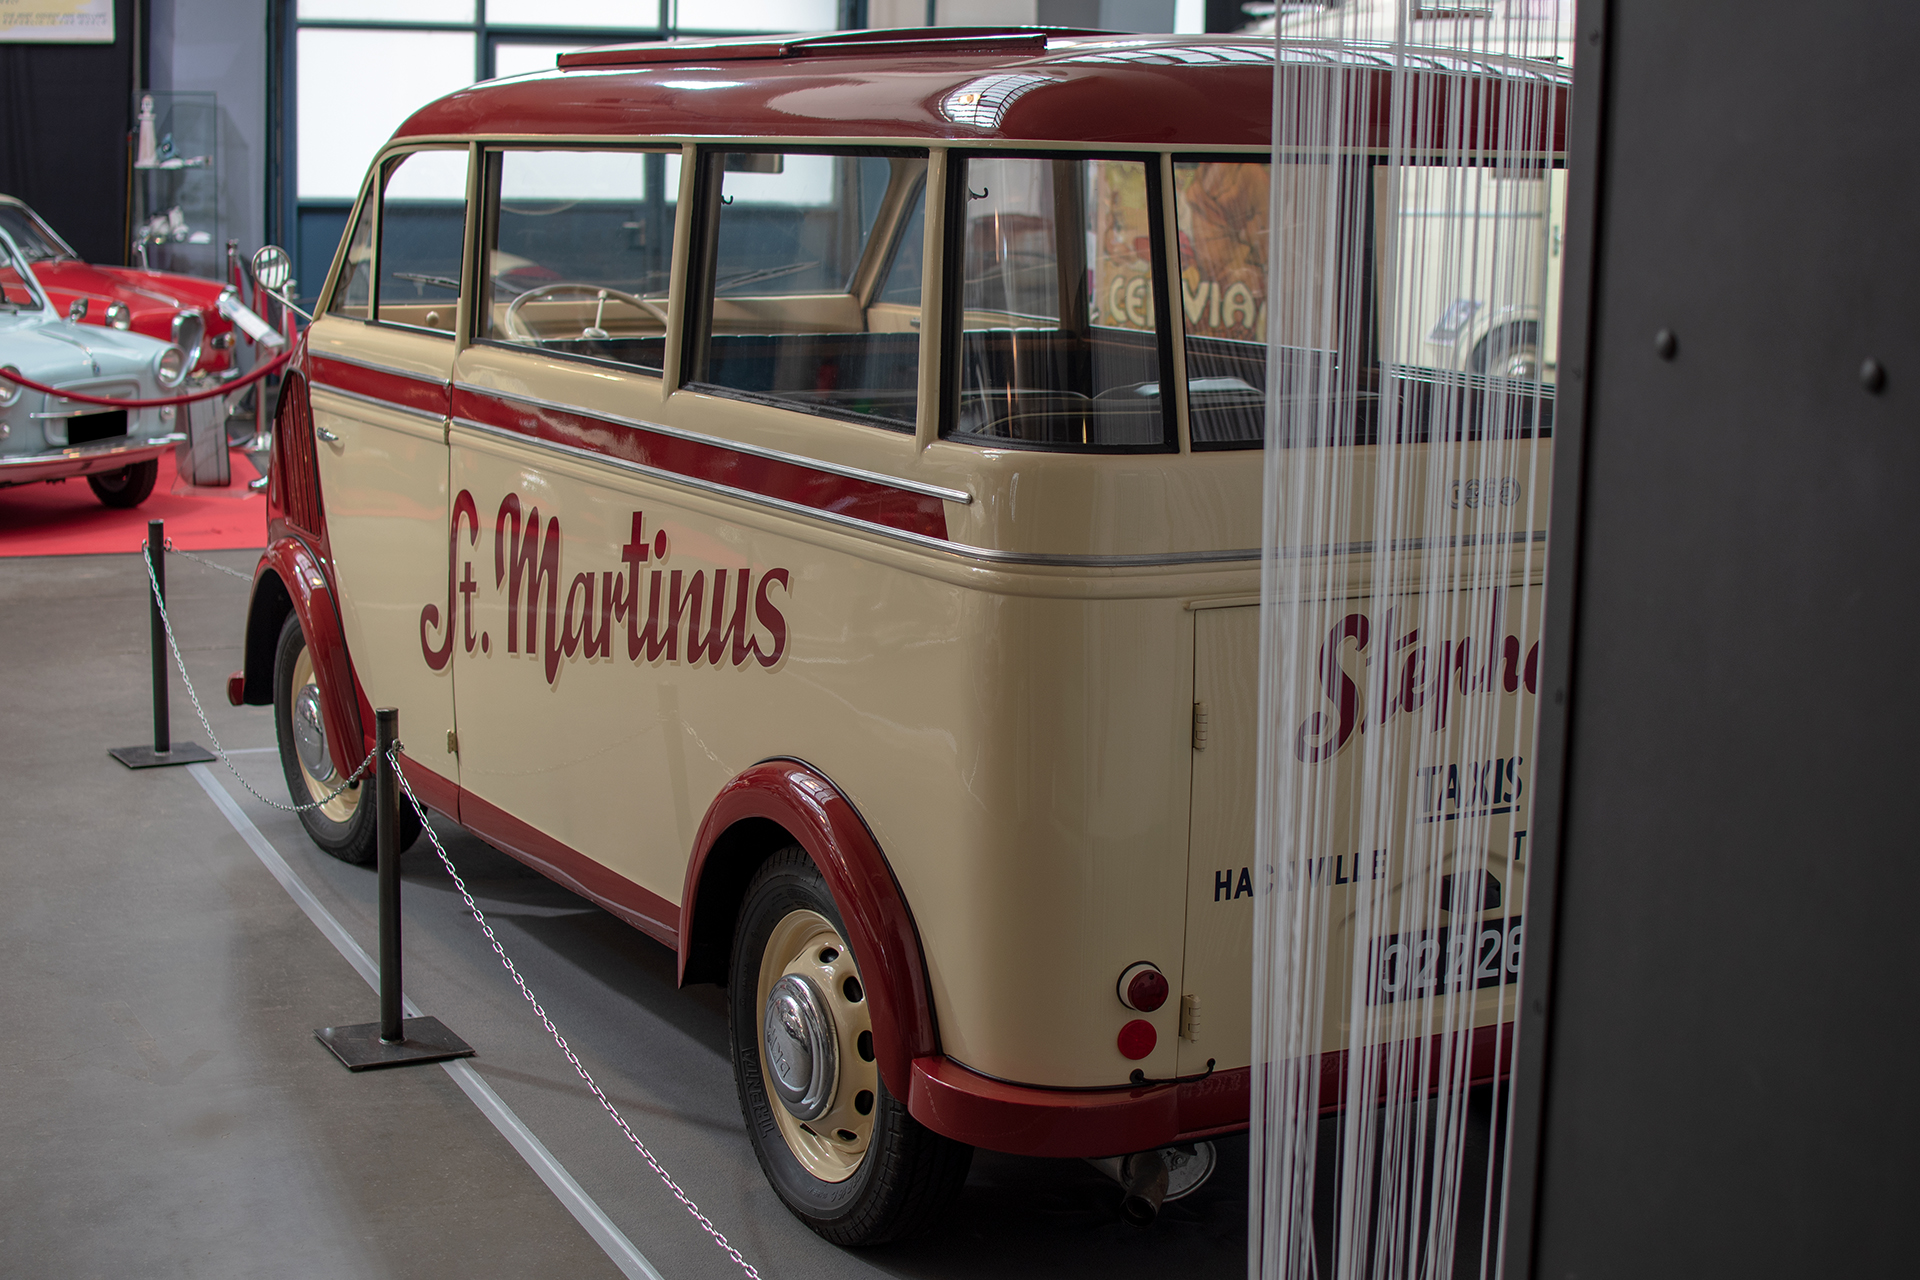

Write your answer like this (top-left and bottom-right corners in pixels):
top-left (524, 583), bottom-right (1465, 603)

top-left (315, 426), bottom-right (340, 444)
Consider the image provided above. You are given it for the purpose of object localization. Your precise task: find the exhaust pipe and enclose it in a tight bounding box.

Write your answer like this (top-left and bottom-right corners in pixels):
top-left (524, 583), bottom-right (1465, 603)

top-left (1087, 1141), bottom-right (1218, 1226)
top-left (1118, 1149), bottom-right (1171, 1225)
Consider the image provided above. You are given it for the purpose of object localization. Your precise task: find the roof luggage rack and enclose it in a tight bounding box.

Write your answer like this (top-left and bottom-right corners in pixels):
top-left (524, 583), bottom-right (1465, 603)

top-left (556, 26), bottom-right (1106, 70)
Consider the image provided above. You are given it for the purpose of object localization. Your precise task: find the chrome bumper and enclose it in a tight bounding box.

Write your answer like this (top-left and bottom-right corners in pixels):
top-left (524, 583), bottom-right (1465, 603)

top-left (0, 432), bottom-right (188, 486)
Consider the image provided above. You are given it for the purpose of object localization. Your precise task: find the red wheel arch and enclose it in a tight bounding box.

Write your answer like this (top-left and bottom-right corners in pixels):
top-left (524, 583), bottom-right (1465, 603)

top-left (247, 537), bottom-right (363, 781)
top-left (680, 760), bottom-right (938, 1101)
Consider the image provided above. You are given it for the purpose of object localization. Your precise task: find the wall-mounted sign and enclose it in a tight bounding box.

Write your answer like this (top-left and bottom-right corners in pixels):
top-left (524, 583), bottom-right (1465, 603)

top-left (0, 0), bottom-right (115, 44)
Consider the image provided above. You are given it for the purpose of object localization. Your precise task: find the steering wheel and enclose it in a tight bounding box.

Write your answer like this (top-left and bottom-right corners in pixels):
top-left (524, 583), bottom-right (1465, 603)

top-left (502, 282), bottom-right (668, 343)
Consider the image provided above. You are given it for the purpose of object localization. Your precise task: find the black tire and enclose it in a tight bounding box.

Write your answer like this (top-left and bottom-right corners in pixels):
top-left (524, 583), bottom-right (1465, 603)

top-left (87, 459), bottom-right (159, 508)
top-left (1469, 321), bottom-right (1542, 380)
top-left (272, 612), bottom-right (417, 864)
top-left (729, 848), bottom-right (972, 1245)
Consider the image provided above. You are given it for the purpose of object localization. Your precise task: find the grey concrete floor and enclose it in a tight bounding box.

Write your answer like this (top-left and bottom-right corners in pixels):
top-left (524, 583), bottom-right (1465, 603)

top-left (0, 548), bottom-right (1247, 1279)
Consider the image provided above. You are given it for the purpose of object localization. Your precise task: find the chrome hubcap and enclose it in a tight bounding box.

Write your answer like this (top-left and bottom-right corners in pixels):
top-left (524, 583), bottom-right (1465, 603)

top-left (292, 682), bottom-right (333, 781)
top-left (763, 974), bottom-right (837, 1121)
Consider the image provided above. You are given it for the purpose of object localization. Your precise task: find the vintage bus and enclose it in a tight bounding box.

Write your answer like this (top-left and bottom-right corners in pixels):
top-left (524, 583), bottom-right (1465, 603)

top-left (229, 28), bottom-right (1563, 1244)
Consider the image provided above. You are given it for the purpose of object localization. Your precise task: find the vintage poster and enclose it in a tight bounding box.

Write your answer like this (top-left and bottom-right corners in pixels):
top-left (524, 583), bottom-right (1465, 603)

top-left (0, 0), bottom-right (115, 43)
top-left (1090, 159), bottom-right (1155, 332)
top-left (1174, 161), bottom-right (1271, 343)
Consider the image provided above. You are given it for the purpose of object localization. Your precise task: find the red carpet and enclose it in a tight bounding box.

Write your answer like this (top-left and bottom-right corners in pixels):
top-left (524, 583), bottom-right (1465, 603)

top-left (0, 448), bottom-right (266, 557)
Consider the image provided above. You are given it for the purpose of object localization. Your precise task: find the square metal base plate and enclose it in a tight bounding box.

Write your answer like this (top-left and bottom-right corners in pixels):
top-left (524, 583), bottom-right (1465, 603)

top-left (315, 1015), bottom-right (475, 1072)
top-left (110, 742), bottom-right (217, 769)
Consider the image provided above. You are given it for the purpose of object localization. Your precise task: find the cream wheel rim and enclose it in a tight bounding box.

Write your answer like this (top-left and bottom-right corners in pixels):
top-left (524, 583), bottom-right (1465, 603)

top-left (756, 908), bottom-right (877, 1183)
top-left (289, 645), bottom-right (359, 824)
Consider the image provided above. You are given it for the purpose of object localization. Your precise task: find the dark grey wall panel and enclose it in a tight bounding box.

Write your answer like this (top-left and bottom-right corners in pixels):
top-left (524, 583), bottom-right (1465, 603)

top-left (0, 0), bottom-right (140, 265)
top-left (1519, 2), bottom-right (1920, 1275)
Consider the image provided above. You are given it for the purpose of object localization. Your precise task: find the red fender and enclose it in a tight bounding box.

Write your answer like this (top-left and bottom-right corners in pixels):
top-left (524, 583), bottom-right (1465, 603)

top-left (256, 537), bottom-right (364, 782)
top-left (682, 760), bottom-right (937, 1102)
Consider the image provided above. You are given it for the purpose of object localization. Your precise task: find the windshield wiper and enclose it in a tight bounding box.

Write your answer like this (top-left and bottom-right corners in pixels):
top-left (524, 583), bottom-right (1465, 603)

top-left (392, 271), bottom-right (461, 293)
top-left (714, 260), bottom-right (819, 294)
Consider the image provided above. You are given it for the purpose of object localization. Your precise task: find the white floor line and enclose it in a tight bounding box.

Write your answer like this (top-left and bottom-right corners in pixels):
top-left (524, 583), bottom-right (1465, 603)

top-left (187, 763), bottom-right (666, 1280)
top-left (219, 746), bottom-right (281, 755)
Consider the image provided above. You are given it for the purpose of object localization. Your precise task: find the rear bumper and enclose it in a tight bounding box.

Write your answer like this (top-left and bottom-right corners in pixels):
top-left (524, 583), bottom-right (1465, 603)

top-left (907, 1023), bottom-right (1514, 1157)
top-left (907, 1056), bottom-right (1249, 1159)
top-left (0, 432), bottom-right (185, 485)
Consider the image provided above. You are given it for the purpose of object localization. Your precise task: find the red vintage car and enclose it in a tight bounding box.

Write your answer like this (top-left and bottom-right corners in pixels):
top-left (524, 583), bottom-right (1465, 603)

top-left (0, 194), bottom-right (273, 380)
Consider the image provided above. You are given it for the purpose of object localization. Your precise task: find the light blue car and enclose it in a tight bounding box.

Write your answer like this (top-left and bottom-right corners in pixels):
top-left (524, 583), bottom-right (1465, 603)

top-left (0, 226), bottom-right (189, 508)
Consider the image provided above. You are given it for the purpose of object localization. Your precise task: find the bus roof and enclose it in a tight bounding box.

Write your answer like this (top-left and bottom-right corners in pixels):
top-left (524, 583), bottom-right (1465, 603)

top-left (394, 29), bottom-right (1568, 153)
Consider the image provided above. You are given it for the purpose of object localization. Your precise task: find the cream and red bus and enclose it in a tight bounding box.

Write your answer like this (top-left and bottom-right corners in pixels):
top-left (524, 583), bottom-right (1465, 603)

top-left (229, 27), bottom-right (1562, 1244)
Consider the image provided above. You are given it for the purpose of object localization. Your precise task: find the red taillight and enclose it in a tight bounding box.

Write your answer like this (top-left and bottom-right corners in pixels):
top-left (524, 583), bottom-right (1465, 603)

top-left (1117, 961), bottom-right (1169, 1013)
top-left (1117, 1019), bottom-right (1156, 1060)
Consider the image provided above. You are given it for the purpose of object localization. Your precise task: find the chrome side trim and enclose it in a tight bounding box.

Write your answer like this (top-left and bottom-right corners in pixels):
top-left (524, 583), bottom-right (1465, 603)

top-left (455, 380), bottom-right (974, 506)
top-left (454, 416), bottom-right (1256, 569)
top-left (309, 378), bottom-right (446, 426)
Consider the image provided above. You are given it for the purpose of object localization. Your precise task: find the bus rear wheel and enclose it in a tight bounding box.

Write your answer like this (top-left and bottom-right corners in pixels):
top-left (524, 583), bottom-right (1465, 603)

top-left (728, 848), bottom-right (972, 1245)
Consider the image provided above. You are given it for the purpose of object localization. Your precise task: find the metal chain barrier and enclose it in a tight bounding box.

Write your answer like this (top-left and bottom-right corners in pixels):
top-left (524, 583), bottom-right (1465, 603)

top-left (387, 753), bottom-right (764, 1280)
top-left (164, 540), bottom-right (255, 583)
top-left (139, 540), bottom-right (374, 812)
top-left (138, 538), bottom-right (764, 1278)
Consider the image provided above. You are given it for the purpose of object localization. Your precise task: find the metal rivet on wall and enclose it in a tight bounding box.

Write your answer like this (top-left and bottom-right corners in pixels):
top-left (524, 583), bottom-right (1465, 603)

top-left (1860, 359), bottom-right (1887, 394)
top-left (1653, 329), bottom-right (1677, 361)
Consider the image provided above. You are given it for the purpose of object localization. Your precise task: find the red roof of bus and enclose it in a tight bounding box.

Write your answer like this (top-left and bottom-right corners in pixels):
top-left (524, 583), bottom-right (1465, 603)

top-left (394, 30), bottom-right (1568, 153)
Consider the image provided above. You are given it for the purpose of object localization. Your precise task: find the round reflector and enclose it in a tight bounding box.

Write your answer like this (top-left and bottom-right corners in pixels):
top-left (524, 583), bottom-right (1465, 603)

top-left (1117, 1018), bottom-right (1157, 1060)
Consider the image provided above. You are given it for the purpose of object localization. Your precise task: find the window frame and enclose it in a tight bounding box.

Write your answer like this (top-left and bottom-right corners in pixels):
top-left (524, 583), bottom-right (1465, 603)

top-left (467, 143), bottom-right (681, 378)
top-left (1171, 150), bottom-right (1286, 454)
top-left (680, 144), bottom-right (933, 435)
top-left (938, 148), bottom-right (1181, 456)
top-left (320, 166), bottom-right (381, 322)
top-left (323, 144), bottom-right (476, 340)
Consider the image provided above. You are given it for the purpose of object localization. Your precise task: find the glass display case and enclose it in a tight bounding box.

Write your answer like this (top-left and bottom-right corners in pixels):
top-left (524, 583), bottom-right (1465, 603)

top-left (130, 90), bottom-right (221, 279)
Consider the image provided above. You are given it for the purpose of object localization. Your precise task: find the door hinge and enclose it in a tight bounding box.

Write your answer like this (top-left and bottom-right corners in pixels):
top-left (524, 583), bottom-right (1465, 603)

top-left (446, 728), bottom-right (458, 755)
top-left (1191, 701), bottom-right (1209, 750)
top-left (1180, 993), bottom-right (1202, 1041)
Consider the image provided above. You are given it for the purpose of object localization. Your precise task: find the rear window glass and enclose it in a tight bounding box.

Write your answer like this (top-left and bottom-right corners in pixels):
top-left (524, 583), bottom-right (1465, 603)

top-left (477, 147), bottom-right (678, 376)
top-left (946, 154), bottom-right (1173, 452)
top-left (684, 150), bottom-right (928, 431)
top-left (1174, 158), bottom-right (1278, 449)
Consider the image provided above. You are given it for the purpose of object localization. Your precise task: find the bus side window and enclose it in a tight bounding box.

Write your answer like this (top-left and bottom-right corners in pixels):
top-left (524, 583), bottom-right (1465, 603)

top-left (946, 154), bottom-right (1175, 452)
top-left (327, 188), bottom-right (373, 321)
top-left (685, 150), bottom-right (928, 431)
top-left (375, 149), bottom-right (468, 335)
top-left (477, 148), bottom-right (676, 375)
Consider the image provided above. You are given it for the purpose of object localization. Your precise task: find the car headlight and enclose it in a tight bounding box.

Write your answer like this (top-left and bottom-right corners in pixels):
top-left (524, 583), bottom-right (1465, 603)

top-left (0, 366), bottom-right (21, 408)
top-left (155, 345), bottom-right (187, 388)
top-left (105, 301), bottom-right (132, 330)
top-left (171, 309), bottom-right (205, 371)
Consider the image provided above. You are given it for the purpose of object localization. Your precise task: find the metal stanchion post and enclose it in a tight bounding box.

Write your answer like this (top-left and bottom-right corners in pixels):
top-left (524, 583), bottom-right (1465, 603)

top-left (376, 707), bottom-right (404, 1043)
top-left (149, 518), bottom-right (168, 753)
top-left (316, 707), bottom-right (474, 1071)
top-left (110, 518), bottom-right (214, 769)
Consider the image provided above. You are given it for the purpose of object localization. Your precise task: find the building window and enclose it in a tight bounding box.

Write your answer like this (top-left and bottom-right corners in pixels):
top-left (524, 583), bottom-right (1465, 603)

top-left (284, 0), bottom-right (839, 304)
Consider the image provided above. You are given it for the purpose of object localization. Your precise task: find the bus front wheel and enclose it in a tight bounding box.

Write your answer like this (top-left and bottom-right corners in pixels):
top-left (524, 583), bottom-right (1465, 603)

top-left (727, 848), bottom-right (972, 1245)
